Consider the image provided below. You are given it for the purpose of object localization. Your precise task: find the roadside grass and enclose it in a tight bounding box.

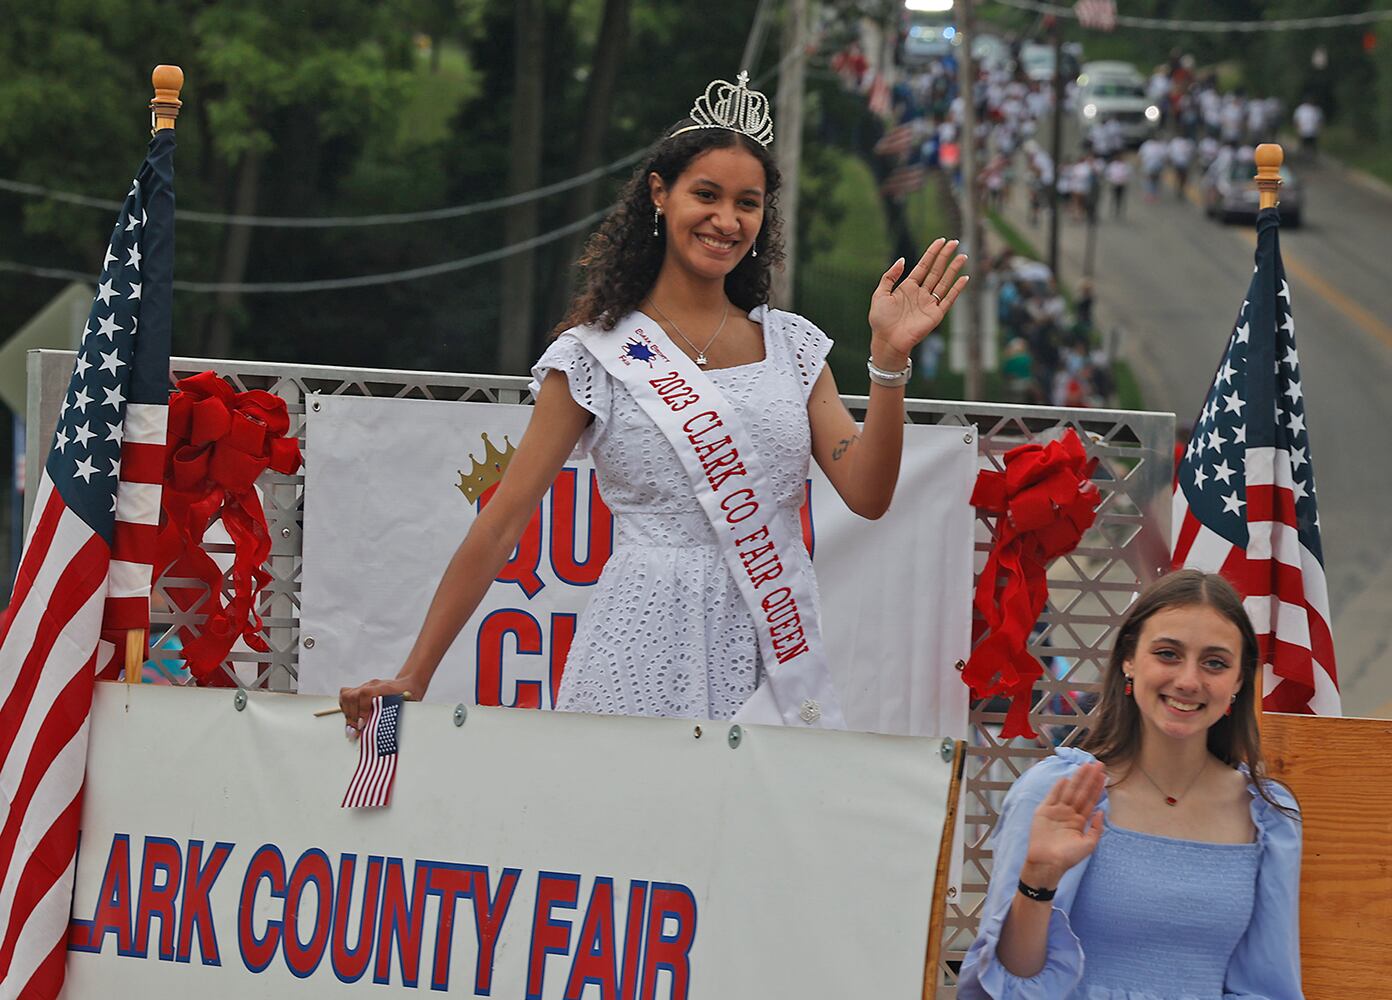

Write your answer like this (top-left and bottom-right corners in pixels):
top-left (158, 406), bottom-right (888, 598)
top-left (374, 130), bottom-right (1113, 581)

top-left (1322, 124), bottom-right (1392, 189)
top-left (401, 42), bottom-right (481, 146)
top-left (795, 152), bottom-right (998, 398)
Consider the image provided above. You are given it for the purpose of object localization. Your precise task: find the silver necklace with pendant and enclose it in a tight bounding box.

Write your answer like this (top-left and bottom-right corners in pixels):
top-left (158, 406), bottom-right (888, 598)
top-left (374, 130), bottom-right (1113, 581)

top-left (646, 297), bottom-right (730, 367)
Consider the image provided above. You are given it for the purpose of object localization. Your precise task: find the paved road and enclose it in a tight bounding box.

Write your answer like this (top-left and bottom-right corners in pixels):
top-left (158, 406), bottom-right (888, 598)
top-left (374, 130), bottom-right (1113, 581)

top-left (999, 152), bottom-right (1392, 719)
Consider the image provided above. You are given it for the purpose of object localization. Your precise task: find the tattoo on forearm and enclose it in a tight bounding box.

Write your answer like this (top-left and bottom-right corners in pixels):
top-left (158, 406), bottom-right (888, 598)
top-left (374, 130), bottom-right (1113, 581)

top-left (833, 435), bottom-right (859, 461)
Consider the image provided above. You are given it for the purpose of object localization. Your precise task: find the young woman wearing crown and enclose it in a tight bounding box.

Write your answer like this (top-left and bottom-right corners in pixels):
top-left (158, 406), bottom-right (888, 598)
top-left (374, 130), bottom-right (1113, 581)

top-left (339, 73), bottom-right (968, 732)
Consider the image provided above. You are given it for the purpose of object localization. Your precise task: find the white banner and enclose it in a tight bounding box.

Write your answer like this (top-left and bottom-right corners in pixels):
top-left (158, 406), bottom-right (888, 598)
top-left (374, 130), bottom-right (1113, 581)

top-left (297, 396), bottom-right (974, 737)
top-left (64, 683), bottom-right (955, 998)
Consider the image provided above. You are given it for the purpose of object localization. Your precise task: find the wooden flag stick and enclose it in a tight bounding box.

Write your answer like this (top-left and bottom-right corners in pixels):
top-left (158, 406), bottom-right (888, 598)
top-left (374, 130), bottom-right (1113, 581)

top-left (124, 66), bottom-right (184, 687)
top-left (124, 629), bottom-right (146, 686)
top-left (313, 692), bottom-right (414, 718)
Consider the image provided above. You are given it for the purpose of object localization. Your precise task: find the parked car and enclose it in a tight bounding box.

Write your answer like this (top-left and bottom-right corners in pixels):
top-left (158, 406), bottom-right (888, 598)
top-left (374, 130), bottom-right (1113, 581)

top-left (1202, 151), bottom-right (1304, 227)
top-left (1018, 41), bottom-right (1082, 83)
top-left (1075, 62), bottom-right (1160, 146)
top-left (904, 21), bottom-right (953, 65)
top-left (970, 33), bottom-right (1011, 73)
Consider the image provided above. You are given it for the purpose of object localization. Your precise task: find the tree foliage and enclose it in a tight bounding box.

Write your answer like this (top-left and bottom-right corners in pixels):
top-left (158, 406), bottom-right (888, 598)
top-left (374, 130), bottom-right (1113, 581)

top-left (0, 0), bottom-right (799, 374)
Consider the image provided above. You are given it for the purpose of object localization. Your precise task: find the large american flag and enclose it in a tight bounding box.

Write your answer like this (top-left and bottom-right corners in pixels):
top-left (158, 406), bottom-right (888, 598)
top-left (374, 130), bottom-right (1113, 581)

top-left (1172, 207), bottom-right (1339, 715)
top-left (0, 130), bottom-right (173, 996)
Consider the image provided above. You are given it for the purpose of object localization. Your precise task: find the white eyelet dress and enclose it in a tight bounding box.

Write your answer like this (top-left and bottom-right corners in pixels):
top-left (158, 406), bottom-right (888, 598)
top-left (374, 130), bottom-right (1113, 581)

top-left (529, 306), bottom-right (833, 721)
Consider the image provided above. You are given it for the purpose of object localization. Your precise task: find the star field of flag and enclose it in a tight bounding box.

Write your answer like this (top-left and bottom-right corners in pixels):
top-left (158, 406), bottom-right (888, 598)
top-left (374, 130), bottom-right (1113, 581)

top-left (1177, 239), bottom-right (1323, 565)
top-left (46, 179), bottom-right (160, 544)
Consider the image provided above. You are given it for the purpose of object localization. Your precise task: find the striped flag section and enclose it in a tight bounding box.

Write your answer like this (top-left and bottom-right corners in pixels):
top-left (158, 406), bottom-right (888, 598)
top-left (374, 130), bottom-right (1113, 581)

top-left (342, 695), bottom-right (404, 809)
top-left (0, 129), bottom-right (174, 998)
top-left (1172, 205), bottom-right (1339, 716)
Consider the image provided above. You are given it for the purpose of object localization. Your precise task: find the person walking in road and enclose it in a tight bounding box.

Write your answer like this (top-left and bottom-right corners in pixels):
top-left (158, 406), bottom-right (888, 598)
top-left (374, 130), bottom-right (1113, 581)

top-left (1105, 156), bottom-right (1131, 220)
top-left (1294, 98), bottom-right (1323, 160)
top-left (1168, 134), bottom-right (1195, 200)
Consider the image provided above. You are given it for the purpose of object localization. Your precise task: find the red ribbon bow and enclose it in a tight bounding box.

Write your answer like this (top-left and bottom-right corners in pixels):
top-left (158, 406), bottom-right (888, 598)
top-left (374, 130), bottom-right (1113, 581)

top-left (156, 371), bottom-right (302, 685)
top-left (962, 429), bottom-right (1100, 738)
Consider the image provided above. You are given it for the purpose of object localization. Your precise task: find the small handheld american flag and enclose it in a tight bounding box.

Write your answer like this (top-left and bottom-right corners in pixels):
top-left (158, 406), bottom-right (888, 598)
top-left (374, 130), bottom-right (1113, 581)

top-left (342, 694), bottom-right (404, 808)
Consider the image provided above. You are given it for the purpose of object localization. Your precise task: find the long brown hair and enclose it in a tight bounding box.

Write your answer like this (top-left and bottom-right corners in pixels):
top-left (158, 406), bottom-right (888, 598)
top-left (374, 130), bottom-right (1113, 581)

top-left (555, 121), bottom-right (786, 334)
top-left (1080, 569), bottom-right (1295, 814)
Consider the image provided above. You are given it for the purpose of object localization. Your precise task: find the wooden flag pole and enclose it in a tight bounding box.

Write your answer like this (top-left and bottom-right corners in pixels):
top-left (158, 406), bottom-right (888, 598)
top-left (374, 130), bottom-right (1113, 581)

top-left (1249, 141), bottom-right (1283, 724)
top-left (922, 739), bottom-right (966, 999)
top-left (1255, 143), bottom-right (1283, 212)
top-left (125, 65), bottom-right (184, 687)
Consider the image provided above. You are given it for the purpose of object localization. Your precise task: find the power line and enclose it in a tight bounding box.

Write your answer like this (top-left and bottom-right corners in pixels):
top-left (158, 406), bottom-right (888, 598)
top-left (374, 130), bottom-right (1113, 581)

top-left (0, 43), bottom-right (827, 291)
top-left (990, 0), bottom-right (1392, 32)
top-left (0, 149), bottom-right (647, 229)
top-left (0, 204), bottom-right (613, 294)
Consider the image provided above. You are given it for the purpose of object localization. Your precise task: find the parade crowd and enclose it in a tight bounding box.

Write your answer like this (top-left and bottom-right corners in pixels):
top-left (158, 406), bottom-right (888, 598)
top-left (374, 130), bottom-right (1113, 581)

top-left (847, 41), bottom-right (1324, 408)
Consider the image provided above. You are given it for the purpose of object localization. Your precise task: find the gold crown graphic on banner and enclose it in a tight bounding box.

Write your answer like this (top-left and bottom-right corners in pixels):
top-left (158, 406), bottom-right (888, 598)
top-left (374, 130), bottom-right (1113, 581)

top-left (456, 433), bottom-right (517, 504)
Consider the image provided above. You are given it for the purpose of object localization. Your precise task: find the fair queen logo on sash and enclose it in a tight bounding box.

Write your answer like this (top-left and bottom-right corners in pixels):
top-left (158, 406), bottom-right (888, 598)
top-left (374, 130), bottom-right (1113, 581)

top-left (571, 312), bottom-right (845, 729)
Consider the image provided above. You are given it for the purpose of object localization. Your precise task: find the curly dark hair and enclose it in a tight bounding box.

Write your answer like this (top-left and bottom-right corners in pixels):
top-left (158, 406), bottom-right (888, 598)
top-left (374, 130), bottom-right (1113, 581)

top-left (555, 121), bottom-right (786, 334)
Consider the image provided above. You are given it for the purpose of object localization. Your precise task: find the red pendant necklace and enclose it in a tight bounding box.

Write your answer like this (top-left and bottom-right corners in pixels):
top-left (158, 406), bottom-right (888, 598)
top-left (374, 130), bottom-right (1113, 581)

top-left (1133, 757), bottom-right (1208, 806)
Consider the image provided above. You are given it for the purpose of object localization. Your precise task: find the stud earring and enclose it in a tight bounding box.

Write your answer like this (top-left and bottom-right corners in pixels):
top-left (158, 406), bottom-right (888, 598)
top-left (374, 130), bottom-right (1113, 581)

top-left (653, 207), bottom-right (661, 237)
top-left (1123, 677), bottom-right (1133, 697)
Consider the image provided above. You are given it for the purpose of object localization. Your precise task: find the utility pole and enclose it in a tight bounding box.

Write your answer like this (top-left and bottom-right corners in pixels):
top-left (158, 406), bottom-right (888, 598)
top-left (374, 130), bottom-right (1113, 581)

top-left (1047, 14), bottom-right (1065, 279)
top-left (955, 0), bottom-right (982, 400)
top-left (772, 0), bottom-right (808, 309)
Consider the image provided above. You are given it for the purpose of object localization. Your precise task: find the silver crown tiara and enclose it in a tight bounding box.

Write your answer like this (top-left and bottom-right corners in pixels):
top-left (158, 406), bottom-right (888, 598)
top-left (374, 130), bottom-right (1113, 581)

top-left (669, 71), bottom-right (774, 147)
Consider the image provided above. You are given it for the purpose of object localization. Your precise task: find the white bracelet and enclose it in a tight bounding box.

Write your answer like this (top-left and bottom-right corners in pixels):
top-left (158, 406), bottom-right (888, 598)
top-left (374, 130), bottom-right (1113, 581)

top-left (867, 355), bottom-right (913, 387)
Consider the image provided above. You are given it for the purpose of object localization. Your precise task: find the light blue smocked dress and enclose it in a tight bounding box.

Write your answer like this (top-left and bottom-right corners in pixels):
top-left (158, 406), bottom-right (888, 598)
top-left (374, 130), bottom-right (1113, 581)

top-left (958, 747), bottom-right (1303, 1000)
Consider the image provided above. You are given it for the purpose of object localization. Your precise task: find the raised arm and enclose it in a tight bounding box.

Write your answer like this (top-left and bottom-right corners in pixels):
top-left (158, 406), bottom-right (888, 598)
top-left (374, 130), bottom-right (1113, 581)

top-left (337, 370), bottom-right (592, 729)
top-left (809, 238), bottom-right (967, 518)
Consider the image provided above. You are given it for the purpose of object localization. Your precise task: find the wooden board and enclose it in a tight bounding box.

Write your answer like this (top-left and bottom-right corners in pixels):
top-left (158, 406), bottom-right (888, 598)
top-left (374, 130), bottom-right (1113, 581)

top-left (1261, 713), bottom-right (1392, 998)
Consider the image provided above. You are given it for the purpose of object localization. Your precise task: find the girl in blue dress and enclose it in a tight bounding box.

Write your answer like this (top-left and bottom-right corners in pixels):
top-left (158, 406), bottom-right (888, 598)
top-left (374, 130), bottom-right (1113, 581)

top-left (959, 569), bottom-right (1303, 1000)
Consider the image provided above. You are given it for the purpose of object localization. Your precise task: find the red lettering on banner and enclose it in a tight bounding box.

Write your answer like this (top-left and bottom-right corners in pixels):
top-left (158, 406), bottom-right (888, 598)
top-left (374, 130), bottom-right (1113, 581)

top-left (472, 867), bottom-right (522, 995)
top-left (481, 483), bottom-right (545, 598)
top-left (133, 836), bottom-right (181, 961)
top-left (373, 859), bottom-right (430, 988)
top-left (426, 864), bottom-right (477, 991)
top-left (527, 872), bottom-right (580, 999)
top-left (693, 435), bottom-right (733, 463)
top-left (564, 877), bottom-right (618, 1000)
top-left (238, 845), bottom-right (285, 973)
top-left (620, 881), bottom-right (649, 1000)
top-left (759, 587), bottom-right (808, 662)
top-left (733, 524), bottom-right (769, 547)
top-left (648, 373), bottom-right (700, 412)
top-left (551, 467), bottom-right (614, 586)
top-left (476, 610), bottom-right (544, 708)
top-left (681, 411), bottom-right (722, 439)
top-left (177, 840), bottom-right (233, 964)
top-left (329, 854), bottom-right (382, 983)
top-left (550, 612), bottom-right (577, 707)
top-left (639, 883), bottom-right (697, 1000)
top-left (720, 488), bottom-right (759, 524)
top-left (71, 833), bottom-right (133, 956)
top-left (282, 849), bottom-right (334, 978)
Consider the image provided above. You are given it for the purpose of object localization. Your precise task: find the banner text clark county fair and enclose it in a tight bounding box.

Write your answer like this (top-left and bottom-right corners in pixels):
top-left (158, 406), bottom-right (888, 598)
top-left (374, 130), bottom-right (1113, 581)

top-left (68, 834), bottom-right (699, 998)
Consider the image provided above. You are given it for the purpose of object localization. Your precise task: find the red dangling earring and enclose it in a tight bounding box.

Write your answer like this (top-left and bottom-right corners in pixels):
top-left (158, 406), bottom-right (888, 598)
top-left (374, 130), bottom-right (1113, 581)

top-left (1225, 697), bottom-right (1234, 716)
top-left (1124, 677), bottom-right (1133, 697)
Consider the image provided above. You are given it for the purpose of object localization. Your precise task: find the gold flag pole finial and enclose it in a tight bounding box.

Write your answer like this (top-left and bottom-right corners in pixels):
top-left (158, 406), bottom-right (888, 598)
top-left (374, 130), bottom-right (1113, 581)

top-left (151, 65), bottom-right (184, 133)
top-left (1255, 143), bottom-right (1283, 212)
